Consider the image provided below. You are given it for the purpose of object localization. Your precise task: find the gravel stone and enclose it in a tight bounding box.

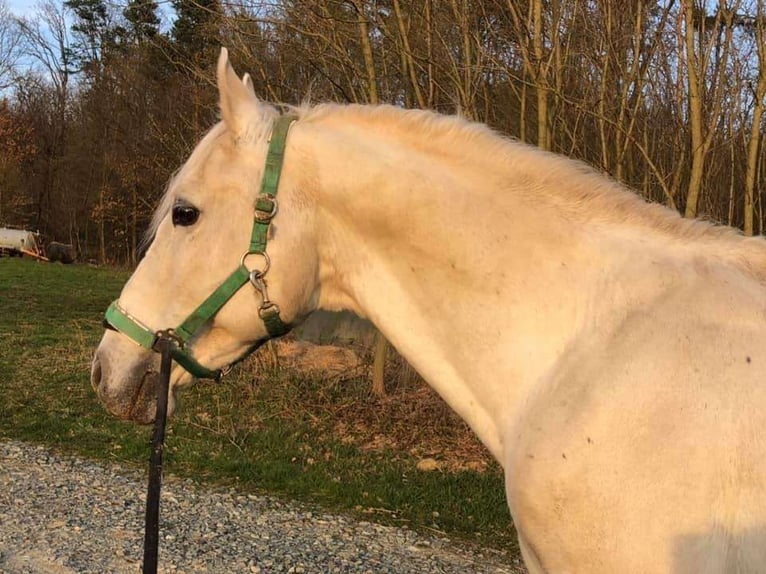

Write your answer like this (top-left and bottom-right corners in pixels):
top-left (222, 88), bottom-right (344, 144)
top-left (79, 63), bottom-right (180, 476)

top-left (0, 440), bottom-right (523, 573)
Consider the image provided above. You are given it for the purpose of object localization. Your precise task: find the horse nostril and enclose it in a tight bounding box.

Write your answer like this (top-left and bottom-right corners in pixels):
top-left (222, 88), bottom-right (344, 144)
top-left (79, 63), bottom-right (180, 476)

top-left (91, 356), bottom-right (103, 391)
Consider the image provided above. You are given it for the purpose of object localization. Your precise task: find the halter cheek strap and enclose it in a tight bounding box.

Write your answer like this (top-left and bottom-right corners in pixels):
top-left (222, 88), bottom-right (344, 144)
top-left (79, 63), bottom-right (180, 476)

top-left (103, 114), bottom-right (297, 380)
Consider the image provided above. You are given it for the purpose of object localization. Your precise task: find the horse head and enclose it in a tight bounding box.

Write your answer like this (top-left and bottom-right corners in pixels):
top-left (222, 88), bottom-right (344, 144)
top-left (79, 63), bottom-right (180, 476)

top-left (91, 49), bottom-right (319, 423)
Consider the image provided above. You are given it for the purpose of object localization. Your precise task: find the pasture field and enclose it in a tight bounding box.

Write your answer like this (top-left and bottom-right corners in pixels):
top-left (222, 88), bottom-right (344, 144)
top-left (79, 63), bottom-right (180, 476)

top-left (0, 258), bottom-right (515, 552)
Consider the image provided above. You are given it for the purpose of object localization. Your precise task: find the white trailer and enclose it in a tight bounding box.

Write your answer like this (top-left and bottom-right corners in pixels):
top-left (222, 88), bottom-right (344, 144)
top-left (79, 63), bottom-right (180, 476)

top-left (0, 228), bottom-right (46, 259)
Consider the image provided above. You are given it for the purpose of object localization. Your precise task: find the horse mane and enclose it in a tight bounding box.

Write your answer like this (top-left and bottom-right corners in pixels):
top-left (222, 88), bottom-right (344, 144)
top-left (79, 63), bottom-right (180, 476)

top-left (300, 103), bottom-right (766, 282)
top-left (302, 103), bottom-right (725, 238)
top-left (145, 101), bottom-right (766, 281)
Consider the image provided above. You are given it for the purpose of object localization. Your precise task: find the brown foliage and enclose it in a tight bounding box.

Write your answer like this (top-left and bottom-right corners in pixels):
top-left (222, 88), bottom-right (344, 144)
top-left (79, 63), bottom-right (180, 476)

top-left (4, 0), bottom-right (766, 256)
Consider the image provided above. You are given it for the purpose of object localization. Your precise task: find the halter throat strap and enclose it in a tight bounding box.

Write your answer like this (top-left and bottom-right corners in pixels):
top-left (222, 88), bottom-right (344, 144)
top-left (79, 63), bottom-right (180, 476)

top-left (103, 114), bottom-right (297, 380)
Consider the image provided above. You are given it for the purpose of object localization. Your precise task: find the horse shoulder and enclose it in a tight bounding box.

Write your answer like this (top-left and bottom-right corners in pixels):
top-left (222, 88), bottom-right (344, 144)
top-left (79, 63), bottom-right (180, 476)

top-left (503, 262), bottom-right (766, 573)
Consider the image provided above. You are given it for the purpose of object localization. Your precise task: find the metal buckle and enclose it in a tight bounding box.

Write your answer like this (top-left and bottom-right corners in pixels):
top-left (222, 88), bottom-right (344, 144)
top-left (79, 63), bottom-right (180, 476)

top-left (259, 301), bottom-right (281, 319)
top-left (254, 195), bottom-right (277, 222)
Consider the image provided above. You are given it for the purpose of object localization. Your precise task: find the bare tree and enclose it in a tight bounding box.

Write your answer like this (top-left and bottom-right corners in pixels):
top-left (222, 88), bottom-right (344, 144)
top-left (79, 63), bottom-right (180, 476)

top-left (681, 0), bottom-right (740, 218)
top-left (16, 0), bottom-right (74, 100)
top-left (7, 0), bottom-right (766, 265)
top-left (0, 0), bottom-right (22, 89)
top-left (13, 1), bottom-right (74, 235)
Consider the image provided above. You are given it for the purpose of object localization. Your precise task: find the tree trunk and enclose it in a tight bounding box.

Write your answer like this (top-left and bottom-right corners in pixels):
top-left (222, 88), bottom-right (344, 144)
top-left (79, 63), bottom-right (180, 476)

top-left (682, 0), bottom-right (705, 218)
top-left (98, 186), bottom-right (106, 264)
top-left (351, 0), bottom-right (388, 396)
top-left (744, 6), bottom-right (766, 236)
top-left (352, 0), bottom-right (379, 105)
top-left (682, 0), bottom-right (733, 219)
top-left (372, 329), bottom-right (387, 396)
top-left (532, 0), bottom-right (550, 150)
top-left (392, 0), bottom-right (425, 108)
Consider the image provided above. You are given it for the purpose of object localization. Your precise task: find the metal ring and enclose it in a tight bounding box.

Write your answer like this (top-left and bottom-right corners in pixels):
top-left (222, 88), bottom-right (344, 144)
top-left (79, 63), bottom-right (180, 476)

top-left (152, 328), bottom-right (184, 352)
top-left (240, 250), bottom-right (271, 276)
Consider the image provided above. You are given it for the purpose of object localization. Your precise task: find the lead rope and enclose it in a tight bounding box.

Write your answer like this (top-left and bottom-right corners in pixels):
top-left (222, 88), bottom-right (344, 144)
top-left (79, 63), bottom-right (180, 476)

top-left (127, 114), bottom-right (296, 572)
top-left (142, 334), bottom-right (174, 574)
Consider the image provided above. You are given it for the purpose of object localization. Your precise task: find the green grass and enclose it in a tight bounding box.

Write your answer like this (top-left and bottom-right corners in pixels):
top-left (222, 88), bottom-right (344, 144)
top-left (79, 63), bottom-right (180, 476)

top-left (0, 257), bottom-right (516, 553)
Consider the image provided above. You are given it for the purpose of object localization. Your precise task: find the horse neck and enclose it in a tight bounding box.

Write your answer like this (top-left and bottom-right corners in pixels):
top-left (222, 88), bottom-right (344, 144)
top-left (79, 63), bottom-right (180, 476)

top-left (290, 109), bottom-right (766, 462)
top-left (303, 116), bottom-right (596, 461)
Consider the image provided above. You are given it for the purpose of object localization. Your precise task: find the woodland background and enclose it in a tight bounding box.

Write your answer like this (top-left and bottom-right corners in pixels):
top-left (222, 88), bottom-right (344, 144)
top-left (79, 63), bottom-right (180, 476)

top-left (1, 0), bottom-right (766, 265)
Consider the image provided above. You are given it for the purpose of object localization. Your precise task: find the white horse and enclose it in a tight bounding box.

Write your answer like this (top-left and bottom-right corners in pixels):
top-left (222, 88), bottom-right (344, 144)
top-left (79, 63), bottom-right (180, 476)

top-left (92, 48), bottom-right (766, 573)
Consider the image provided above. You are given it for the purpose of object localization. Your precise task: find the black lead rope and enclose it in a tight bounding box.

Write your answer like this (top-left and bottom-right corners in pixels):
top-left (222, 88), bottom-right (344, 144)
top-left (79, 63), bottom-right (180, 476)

top-left (143, 336), bottom-right (174, 574)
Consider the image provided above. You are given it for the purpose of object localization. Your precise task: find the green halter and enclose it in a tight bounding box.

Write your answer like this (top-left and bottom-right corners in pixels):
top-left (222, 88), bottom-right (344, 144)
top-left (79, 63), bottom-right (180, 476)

top-left (103, 114), bottom-right (297, 380)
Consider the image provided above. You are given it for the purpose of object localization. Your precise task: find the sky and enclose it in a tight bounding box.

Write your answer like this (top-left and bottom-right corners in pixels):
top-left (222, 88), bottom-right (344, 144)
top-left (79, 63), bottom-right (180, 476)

top-left (5, 0), bottom-right (176, 28)
top-left (6, 0), bottom-right (37, 18)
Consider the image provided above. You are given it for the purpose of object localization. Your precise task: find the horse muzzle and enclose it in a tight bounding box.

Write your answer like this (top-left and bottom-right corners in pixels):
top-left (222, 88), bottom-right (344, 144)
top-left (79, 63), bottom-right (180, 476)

top-left (91, 333), bottom-right (175, 424)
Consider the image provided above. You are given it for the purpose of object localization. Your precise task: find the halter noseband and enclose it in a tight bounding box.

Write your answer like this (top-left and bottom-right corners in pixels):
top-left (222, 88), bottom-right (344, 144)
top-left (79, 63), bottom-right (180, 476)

top-left (103, 114), bottom-right (297, 380)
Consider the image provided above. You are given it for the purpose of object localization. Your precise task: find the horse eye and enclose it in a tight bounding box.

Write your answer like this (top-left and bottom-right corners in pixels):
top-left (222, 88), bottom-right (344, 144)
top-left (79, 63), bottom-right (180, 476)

top-left (172, 204), bottom-right (200, 227)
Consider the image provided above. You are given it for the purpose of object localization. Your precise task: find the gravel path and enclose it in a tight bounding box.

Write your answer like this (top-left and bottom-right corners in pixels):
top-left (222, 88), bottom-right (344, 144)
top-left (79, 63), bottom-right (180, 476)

top-left (0, 440), bottom-right (523, 573)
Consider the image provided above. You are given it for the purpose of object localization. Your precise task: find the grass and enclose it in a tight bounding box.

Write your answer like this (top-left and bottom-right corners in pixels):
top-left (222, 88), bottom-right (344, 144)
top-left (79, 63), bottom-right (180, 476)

top-left (0, 257), bottom-right (516, 554)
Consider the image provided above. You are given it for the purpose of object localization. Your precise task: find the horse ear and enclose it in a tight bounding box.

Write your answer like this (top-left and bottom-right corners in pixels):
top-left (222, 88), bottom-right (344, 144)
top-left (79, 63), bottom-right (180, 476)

top-left (217, 48), bottom-right (268, 141)
top-left (242, 73), bottom-right (255, 96)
